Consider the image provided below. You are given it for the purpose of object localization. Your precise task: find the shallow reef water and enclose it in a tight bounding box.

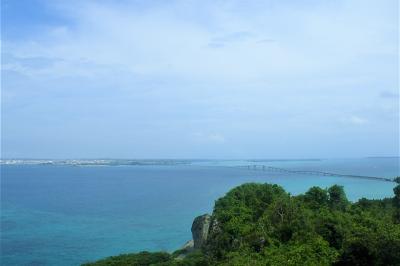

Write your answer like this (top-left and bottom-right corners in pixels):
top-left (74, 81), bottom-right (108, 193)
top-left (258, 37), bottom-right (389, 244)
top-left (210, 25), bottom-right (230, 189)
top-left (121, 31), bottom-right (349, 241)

top-left (1, 158), bottom-right (399, 265)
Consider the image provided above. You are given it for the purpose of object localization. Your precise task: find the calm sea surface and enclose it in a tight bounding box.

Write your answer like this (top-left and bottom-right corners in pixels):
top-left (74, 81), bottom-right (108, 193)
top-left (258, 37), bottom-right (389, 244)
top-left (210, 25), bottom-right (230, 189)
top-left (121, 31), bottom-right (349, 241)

top-left (1, 158), bottom-right (399, 265)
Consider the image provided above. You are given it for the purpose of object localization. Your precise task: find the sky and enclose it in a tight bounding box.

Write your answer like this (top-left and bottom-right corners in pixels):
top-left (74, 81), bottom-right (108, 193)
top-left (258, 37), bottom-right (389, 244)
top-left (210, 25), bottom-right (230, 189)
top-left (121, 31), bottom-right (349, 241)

top-left (1, 0), bottom-right (399, 159)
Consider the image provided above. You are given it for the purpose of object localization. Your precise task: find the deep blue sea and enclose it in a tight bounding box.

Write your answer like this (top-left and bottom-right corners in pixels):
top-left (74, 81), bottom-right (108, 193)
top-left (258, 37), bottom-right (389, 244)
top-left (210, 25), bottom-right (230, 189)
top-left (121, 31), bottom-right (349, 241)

top-left (1, 158), bottom-right (399, 265)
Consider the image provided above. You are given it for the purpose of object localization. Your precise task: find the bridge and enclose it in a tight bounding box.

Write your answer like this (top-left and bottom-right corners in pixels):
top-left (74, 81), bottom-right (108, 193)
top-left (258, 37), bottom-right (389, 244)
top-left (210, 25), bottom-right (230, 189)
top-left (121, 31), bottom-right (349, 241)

top-left (232, 165), bottom-right (393, 182)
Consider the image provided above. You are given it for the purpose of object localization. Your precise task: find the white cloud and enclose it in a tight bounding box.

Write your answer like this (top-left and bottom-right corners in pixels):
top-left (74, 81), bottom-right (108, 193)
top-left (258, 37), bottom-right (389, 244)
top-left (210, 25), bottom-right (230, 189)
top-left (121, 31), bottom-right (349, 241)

top-left (342, 115), bottom-right (369, 125)
top-left (4, 0), bottom-right (397, 83)
top-left (194, 132), bottom-right (226, 144)
top-left (2, 0), bottom-right (398, 158)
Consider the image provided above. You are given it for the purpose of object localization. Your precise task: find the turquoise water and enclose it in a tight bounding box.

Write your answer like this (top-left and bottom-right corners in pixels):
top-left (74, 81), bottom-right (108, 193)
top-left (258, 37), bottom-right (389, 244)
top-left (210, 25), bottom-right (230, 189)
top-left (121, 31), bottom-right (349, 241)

top-left (1, 158), bottom-right (399, 265)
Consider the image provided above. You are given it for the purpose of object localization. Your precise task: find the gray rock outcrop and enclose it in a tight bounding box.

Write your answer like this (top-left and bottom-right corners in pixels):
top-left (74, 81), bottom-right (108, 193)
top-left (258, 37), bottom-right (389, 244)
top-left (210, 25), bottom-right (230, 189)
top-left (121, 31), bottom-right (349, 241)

top-left (181, 239), bottom-right (194, 251)
top-left (176, 240), bottom-right (194, 260)
top-left (191, 214), bottom-right (211, 249)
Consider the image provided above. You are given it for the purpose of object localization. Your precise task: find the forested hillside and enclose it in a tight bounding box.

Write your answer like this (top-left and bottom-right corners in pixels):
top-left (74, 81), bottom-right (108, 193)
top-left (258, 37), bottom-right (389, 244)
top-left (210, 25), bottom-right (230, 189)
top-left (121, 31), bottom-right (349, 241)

top-left (83, 177), bottom-right (400, 266)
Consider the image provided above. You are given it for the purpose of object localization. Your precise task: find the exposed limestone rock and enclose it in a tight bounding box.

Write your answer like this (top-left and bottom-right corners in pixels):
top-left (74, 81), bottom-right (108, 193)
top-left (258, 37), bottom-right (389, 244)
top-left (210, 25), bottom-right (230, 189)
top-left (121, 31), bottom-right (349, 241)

top-left (209, 216), bottom-right (221, 235)
top-left (175, 214), bottom-right (212, 260)
top-left (191, 214), bottom-right (211, 249)
top-left (175, 240), bottom-right (194, 260)
top-left (180, 239), bottom-right (194, 252)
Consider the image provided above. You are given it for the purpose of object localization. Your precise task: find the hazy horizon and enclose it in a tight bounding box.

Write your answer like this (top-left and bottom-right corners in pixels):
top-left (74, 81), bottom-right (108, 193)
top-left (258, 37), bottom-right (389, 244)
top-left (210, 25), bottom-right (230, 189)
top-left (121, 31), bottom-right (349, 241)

top-left (1, 156), bottom-right (399, 160)
top-left (2, 0), bottom-right (399, 159)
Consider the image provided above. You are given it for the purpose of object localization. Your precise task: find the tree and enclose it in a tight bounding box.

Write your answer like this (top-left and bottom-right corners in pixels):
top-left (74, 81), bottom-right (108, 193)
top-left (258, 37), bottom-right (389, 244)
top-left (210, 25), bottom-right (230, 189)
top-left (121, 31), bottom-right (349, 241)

top-left (393, 184), bottom-right (400, 223)
top-left (304, 186), bottom-right (329, 209)
top-left (263, 237), bottom-right (338, 266)
top-left (328, 185), bottom-right (349, 210)
top-left (393, 177), bottom-right (400, 223)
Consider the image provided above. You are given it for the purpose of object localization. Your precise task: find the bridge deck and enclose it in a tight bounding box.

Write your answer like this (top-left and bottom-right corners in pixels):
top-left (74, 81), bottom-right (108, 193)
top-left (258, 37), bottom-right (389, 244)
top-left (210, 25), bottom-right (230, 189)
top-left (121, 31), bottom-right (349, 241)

top-left (233, 165), bottom-right (393, 182)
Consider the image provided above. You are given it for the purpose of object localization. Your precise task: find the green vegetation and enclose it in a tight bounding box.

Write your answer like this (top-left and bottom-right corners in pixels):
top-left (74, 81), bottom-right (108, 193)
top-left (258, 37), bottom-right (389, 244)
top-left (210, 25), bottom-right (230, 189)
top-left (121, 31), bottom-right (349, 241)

top-left (83, 179), bottom-right (400, 266)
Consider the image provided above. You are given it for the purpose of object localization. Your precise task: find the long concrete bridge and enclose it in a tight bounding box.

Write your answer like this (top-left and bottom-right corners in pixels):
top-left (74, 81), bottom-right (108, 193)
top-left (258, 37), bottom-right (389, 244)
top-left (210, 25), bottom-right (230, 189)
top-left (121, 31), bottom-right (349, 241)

top-left (233, 165), bottom-right (393, 182)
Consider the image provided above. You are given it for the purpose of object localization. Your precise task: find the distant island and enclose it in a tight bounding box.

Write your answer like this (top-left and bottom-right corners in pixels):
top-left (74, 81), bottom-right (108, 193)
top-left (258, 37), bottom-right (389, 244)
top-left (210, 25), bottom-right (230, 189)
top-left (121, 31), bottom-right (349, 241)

top-left (83, 177), bottom-right (400, 266)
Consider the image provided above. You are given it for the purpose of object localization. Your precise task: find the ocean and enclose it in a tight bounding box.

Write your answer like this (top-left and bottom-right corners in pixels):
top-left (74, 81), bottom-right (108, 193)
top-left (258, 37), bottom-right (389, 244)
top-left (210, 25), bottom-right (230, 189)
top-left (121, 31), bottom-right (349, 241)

top-left (1, 158), bottom-right (399, 265)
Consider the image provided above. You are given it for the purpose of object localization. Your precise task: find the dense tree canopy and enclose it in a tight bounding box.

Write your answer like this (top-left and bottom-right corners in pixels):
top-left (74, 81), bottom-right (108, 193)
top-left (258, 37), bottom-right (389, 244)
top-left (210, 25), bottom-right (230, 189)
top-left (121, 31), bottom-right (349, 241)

top-left (84, 181), bottom-right (400, 266)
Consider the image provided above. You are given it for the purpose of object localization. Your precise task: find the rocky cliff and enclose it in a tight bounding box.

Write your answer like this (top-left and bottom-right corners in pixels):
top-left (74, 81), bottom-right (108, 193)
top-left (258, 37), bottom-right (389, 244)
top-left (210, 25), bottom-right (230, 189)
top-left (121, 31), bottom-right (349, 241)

top-left (191, 214), bottom-right (211, 249)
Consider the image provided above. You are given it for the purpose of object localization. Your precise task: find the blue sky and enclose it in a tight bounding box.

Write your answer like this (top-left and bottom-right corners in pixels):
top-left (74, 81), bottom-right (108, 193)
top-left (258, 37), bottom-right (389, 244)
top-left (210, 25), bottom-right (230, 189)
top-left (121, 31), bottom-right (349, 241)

top-left (1, 0), bottom-right (399, 159)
